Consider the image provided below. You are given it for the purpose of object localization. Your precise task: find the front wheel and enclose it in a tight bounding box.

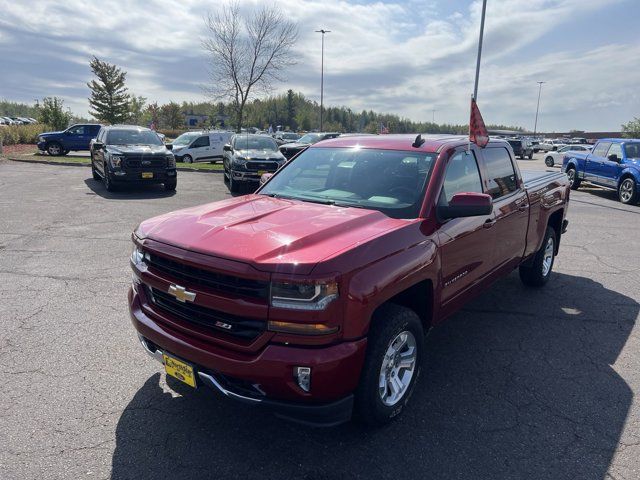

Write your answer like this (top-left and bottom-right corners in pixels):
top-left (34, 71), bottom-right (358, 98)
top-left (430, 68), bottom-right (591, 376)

top-left (355, 304), bottom-right (424, 426)
top-left (183, 155), bottom-right (193, 164)
top-left (103, 168), bottom-right (115, 192)
top-left (229, 173), bottom-right (240, 193)
top-left (618, 178), bottom-right (638, 204)
top-left (566, 167), bottom-right (580, 190)
top-left (91, 159), bottom-right (100, 180)
top-left (528, 152), bottom-right (533, 159)
top-left (46, 142), bottom-right (62, 156)
top-left (164, 178), bottom-right (177, 191)
top-left (545, 156), bottom-right (555, 167)
top-left (519, 227), bottom-right (556, 287)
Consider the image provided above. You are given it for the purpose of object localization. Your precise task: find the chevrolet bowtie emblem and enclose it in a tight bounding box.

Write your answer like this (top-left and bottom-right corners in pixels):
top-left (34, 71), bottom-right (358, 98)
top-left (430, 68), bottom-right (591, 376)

top-left (168, 284), bottom-right (196, 303)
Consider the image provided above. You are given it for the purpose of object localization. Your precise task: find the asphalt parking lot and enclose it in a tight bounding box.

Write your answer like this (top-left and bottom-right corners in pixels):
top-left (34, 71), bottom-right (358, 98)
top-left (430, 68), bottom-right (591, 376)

top-left (1, 153), bottom-right (639, 480)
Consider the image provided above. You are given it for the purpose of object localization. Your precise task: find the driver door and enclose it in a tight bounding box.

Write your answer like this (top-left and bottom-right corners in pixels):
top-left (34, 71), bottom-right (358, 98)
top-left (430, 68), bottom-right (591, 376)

top-left (437, 149), bottom-right (496, 310)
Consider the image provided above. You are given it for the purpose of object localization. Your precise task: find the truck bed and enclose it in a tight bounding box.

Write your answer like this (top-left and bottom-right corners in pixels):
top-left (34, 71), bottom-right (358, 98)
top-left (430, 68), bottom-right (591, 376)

top-left (522, 170), bottom-right (567, 190)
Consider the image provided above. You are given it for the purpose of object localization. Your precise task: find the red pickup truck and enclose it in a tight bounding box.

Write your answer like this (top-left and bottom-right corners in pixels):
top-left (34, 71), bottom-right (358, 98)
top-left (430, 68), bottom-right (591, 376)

top-left (129, 134), bottom-right (570, 426)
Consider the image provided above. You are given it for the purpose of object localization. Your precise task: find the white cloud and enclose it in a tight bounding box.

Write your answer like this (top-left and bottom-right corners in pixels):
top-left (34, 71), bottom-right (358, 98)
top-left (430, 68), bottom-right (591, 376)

top-left (0, 0), bottom-right (635, 130)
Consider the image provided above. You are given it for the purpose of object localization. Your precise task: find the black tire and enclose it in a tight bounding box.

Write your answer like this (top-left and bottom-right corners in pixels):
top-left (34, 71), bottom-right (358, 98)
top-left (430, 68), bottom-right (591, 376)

top-left (545, 156), bottom-right (555, 167)
top-left (566, 167), bottom-right (580, 190)
top-left (103, 168), bottom-right (115, 192)
top-left (183, 155), bottom-right (193, 164)
top-left (618, 177), bottom-right (638, 205)
top-left (164, 178), bottom-right (177, 191)
top-left (355, 304), bottom-right (424, 426)
top-left (519, 154), bottom-right (525, 159)
top-left (46, 142), bottom-right (63, 156)
top-left (519, 227), bottom-right (556, 287)
top-left (229, 172), bottom-right (239, 193)
top-left (61, 149), bottom-right (69, 156)
top-left (528, 152), bottom-right (533, 160)
top-left (91, 159), bottom-right (100, 180)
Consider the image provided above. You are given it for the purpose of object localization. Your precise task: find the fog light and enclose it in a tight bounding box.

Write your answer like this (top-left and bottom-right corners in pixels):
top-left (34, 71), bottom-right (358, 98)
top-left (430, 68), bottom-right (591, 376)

top-left (294, 366), bottom-right (311, 392)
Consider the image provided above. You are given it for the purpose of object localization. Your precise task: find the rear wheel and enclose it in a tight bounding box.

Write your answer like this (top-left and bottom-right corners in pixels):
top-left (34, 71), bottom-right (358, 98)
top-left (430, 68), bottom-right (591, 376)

top-left (545, 156), bottom-right (555, 167)
top-left (519, 227), bottom-right (556, 287)
top-left (566, 167), bottom-right (580, 190)
top-left (618, 178), bottom-right (638, 204)
top-left (355, 304), bottom-right (424, 426)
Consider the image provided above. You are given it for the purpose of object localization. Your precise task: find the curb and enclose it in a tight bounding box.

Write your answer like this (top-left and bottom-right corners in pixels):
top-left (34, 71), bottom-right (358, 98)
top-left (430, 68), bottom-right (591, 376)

top-left (5, 157), bottom-right (224, 173)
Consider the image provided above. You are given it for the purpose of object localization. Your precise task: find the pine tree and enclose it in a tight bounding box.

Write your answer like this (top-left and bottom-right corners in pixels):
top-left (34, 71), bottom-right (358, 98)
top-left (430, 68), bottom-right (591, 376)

top-left (87, 56), bottom-right (130, 124)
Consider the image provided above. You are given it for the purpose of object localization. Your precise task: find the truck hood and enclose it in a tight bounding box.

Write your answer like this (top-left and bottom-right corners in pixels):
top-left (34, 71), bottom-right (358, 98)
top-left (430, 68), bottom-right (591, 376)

top-left (107, 144), bottom-right (169, 155)
top-left (235, 149), bottom-right (284, 160)
top-left (137, 194), bottom-right (406, 275)
top-left (40, 130), bottom-right (64, 137)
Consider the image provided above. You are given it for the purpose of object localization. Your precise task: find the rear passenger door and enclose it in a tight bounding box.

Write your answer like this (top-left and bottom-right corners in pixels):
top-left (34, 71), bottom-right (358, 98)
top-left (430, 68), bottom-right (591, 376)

top-left (585, 141), bottom-right (611, 184)
top-left (437, 149), bottom-right (496, 307)
top-left (479, 146), bottom-right (529, 272)
top-left (190, 135), bottom-right (211, 162)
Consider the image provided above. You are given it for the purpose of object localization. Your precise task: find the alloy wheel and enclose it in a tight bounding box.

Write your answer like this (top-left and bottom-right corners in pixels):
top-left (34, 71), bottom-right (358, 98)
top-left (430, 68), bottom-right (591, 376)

top-left (378, 331), bottom-right (417, 407)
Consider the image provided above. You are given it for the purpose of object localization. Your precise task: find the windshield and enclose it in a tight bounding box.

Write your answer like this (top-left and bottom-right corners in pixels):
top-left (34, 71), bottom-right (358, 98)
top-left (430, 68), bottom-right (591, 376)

top-left (625, 143), bottom-right (640, 159)
top-left (173, 132), bottom-right (200, 146)
top-left (508, 140), bottom-right (521, 148)
top-left (106, 129), bottom-right (164, 146)
top-left (283, 133), bottom-right (299, 140)
top-left (233, 136), bottom-right (278, 151)
top-left (259, 147), bottom-right (436, 219)
top-left (297, 133), bottom-right (321, 144)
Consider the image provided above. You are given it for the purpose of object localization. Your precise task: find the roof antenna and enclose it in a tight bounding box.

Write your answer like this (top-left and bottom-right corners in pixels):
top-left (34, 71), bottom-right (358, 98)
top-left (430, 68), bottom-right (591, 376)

top-left (412, 134), bottom-right (425, 148)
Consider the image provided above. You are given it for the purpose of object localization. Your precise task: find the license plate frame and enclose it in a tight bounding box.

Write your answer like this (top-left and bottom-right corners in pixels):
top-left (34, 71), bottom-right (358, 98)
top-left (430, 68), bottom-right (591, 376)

top-left (141, 172), bottom-right (154, 179)
top-left (163, 352), bottom-right (197, 388)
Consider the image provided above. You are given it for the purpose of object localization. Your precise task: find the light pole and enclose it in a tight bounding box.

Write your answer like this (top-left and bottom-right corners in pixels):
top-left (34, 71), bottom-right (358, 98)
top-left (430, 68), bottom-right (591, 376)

top-left (315, 29), bottom-right (330, 131)
top-left (432, 109), bottom-right (437, 123)
top-left (533, 81), bottom-right (545, 138)
top-left (473, 0), bottom-right (488, 101)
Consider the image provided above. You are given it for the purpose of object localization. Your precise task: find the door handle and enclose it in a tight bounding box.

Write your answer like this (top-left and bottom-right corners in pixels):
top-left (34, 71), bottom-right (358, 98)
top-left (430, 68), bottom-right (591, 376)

top-left (483, 218), bottom-right (496, 229)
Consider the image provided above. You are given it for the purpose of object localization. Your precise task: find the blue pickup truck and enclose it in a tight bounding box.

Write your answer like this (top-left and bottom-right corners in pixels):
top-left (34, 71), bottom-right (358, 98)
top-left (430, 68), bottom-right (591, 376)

top-left (563, 138), bottom-right (640, 204)
top-left (37, 124), bottom-right (102, 156)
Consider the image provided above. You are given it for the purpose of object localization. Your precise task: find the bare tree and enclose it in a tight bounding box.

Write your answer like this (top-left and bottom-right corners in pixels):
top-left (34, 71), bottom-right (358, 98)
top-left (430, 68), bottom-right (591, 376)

top-left (203, 2), bottom-right (298, 132)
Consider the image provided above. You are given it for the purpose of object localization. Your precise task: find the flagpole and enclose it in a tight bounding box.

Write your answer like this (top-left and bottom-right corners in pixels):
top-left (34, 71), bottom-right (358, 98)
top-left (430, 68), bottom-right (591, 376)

top-left (473, 0), bottom-right (488, 102)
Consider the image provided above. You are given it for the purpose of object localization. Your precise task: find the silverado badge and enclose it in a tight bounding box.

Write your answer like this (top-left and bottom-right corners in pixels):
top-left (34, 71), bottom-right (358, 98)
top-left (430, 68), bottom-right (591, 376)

top-left (168, 284), bottom-right (196, 303)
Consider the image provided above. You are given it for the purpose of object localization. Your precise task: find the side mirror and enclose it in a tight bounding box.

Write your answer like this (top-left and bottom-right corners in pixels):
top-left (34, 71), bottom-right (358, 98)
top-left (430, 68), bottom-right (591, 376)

top-left (223, 144), bottom-right (232, 152)
top-left (260, 173), bottom-right (273, 185)
top-left (92, 142), bottom-right (104, 150)
top-left (166, 143), bottom-right (173, 151)
top-left (607, 154), bottom-right (619, 162)
top-left (437, 192), bottom-right (493, 220)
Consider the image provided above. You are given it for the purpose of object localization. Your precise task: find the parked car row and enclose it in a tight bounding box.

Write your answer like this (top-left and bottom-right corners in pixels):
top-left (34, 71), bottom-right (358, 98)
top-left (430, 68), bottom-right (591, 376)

top-left (0, 116), bottom-right (38, 126)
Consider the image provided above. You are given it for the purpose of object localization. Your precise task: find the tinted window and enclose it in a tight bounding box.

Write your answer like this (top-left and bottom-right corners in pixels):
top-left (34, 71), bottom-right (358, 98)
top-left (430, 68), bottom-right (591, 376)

top-left (607, 143), bottom-right (623, 160)
top-left (260, 148), bottom-right (436, 219)
top-left (88, 125), bottom-right (101, 134)
top-left (483, 147), bottom-right (518, 199)
top-left (624, 143), bottom-right (640, 159)
top-left (442, 152), bottom-right (483, 203)
top-left (191, 136), bottom-right (210, 148)
top-left (68, 125), bottom-right (85, 135)
top-left (592, 142), bottom-right (611, 157)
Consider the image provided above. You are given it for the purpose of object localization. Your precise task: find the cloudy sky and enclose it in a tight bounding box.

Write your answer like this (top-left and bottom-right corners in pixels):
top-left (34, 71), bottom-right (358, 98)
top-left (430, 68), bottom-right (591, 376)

top-left (0, 0), bottom-right (638, 131)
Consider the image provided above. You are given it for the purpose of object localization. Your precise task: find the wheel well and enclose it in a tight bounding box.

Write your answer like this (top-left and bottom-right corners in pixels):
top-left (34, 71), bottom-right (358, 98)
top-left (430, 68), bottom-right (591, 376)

top-left (618, 173), bottom-right (636, 187)
top-left (548, 209), bottom-right (564, 254)
top-left (382, 279), bottom-right (433, 332)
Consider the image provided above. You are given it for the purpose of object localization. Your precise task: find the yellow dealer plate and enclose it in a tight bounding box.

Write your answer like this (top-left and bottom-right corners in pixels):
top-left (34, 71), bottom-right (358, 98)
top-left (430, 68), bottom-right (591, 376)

top-left (142, 172), bottom-right (153, 179)
top-left (257, 170), bottom-right (267, 176)
top-left (163, 353), bottom-right (196, 388)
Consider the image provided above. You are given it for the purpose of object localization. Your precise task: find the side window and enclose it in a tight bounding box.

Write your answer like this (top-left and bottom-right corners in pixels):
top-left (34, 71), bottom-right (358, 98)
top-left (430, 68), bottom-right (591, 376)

top-left (97, 129), bottom-right (105, 142)
top-left (607, 143), bottom-right (622, 160)
top-left (483, 147), bottom-right (518, 199)
top-left (191, 136), bottom-right (210, 148)
top-left (592, 142), bottom-right (611, 157)
top-left (89, 125), bottom-right (101, 136)
top-left (441, 151), bottom-right (483, 203)
top-left (68, 126), bottom-right (85, 135)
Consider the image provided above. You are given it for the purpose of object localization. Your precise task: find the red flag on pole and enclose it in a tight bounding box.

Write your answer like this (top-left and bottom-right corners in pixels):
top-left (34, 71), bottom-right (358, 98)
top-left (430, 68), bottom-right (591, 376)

top-left (469, 97), bottom-right (489, 148)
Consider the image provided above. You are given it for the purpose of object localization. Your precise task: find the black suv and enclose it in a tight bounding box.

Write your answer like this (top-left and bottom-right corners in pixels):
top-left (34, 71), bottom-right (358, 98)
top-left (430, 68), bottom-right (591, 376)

top-left (278, 132), bottom-right (341, 160)
top-left (507, 138), bottom-right (534, 159)
top-left (90, 125), bottom-right (177, 191)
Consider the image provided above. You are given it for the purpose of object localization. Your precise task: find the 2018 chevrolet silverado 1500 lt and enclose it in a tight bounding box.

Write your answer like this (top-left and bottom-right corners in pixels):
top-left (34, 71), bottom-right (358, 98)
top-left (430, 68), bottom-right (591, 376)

top-left (129, 134), bottom-right (570, 426)
top-left (562, 138), bottom-right (640, 204)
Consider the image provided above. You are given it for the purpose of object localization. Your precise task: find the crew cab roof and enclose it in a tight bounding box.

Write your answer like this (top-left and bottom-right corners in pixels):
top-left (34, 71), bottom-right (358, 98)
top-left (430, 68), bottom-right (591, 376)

top-left (312, 134), bottom-right (508, 153)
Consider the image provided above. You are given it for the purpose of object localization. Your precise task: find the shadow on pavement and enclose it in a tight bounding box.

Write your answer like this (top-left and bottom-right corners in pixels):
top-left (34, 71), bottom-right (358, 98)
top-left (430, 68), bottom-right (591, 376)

top-left (111, 272), bottom-right (637, 479)
top-left (83, 178), bottom-right (176, 200)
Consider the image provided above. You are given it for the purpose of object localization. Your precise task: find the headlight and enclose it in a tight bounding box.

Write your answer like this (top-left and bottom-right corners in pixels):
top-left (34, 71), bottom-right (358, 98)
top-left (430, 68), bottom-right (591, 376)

top-left (270, 281), bottom-right (338, 310)
top-left (38, 136), bottom-right (44, 142)
top-left (131, 244), bottom-right (145, 266)
top-left (110, 155), bottom-right (124, 167)
top-left (233, 156), bottom-right (247, 165)
top-left (167, 154), bottom-right (176, 167)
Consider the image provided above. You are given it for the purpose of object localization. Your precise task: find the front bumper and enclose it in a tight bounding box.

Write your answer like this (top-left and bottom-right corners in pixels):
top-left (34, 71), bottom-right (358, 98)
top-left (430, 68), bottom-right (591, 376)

top-left (37, 141), bottom-right (47, 150)
top-left (111, 168), bottom-right (176, 184)
top-left (230, 169), bottom-right (276, 183)
top-left (129, 287), bottom-right (366, 426)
